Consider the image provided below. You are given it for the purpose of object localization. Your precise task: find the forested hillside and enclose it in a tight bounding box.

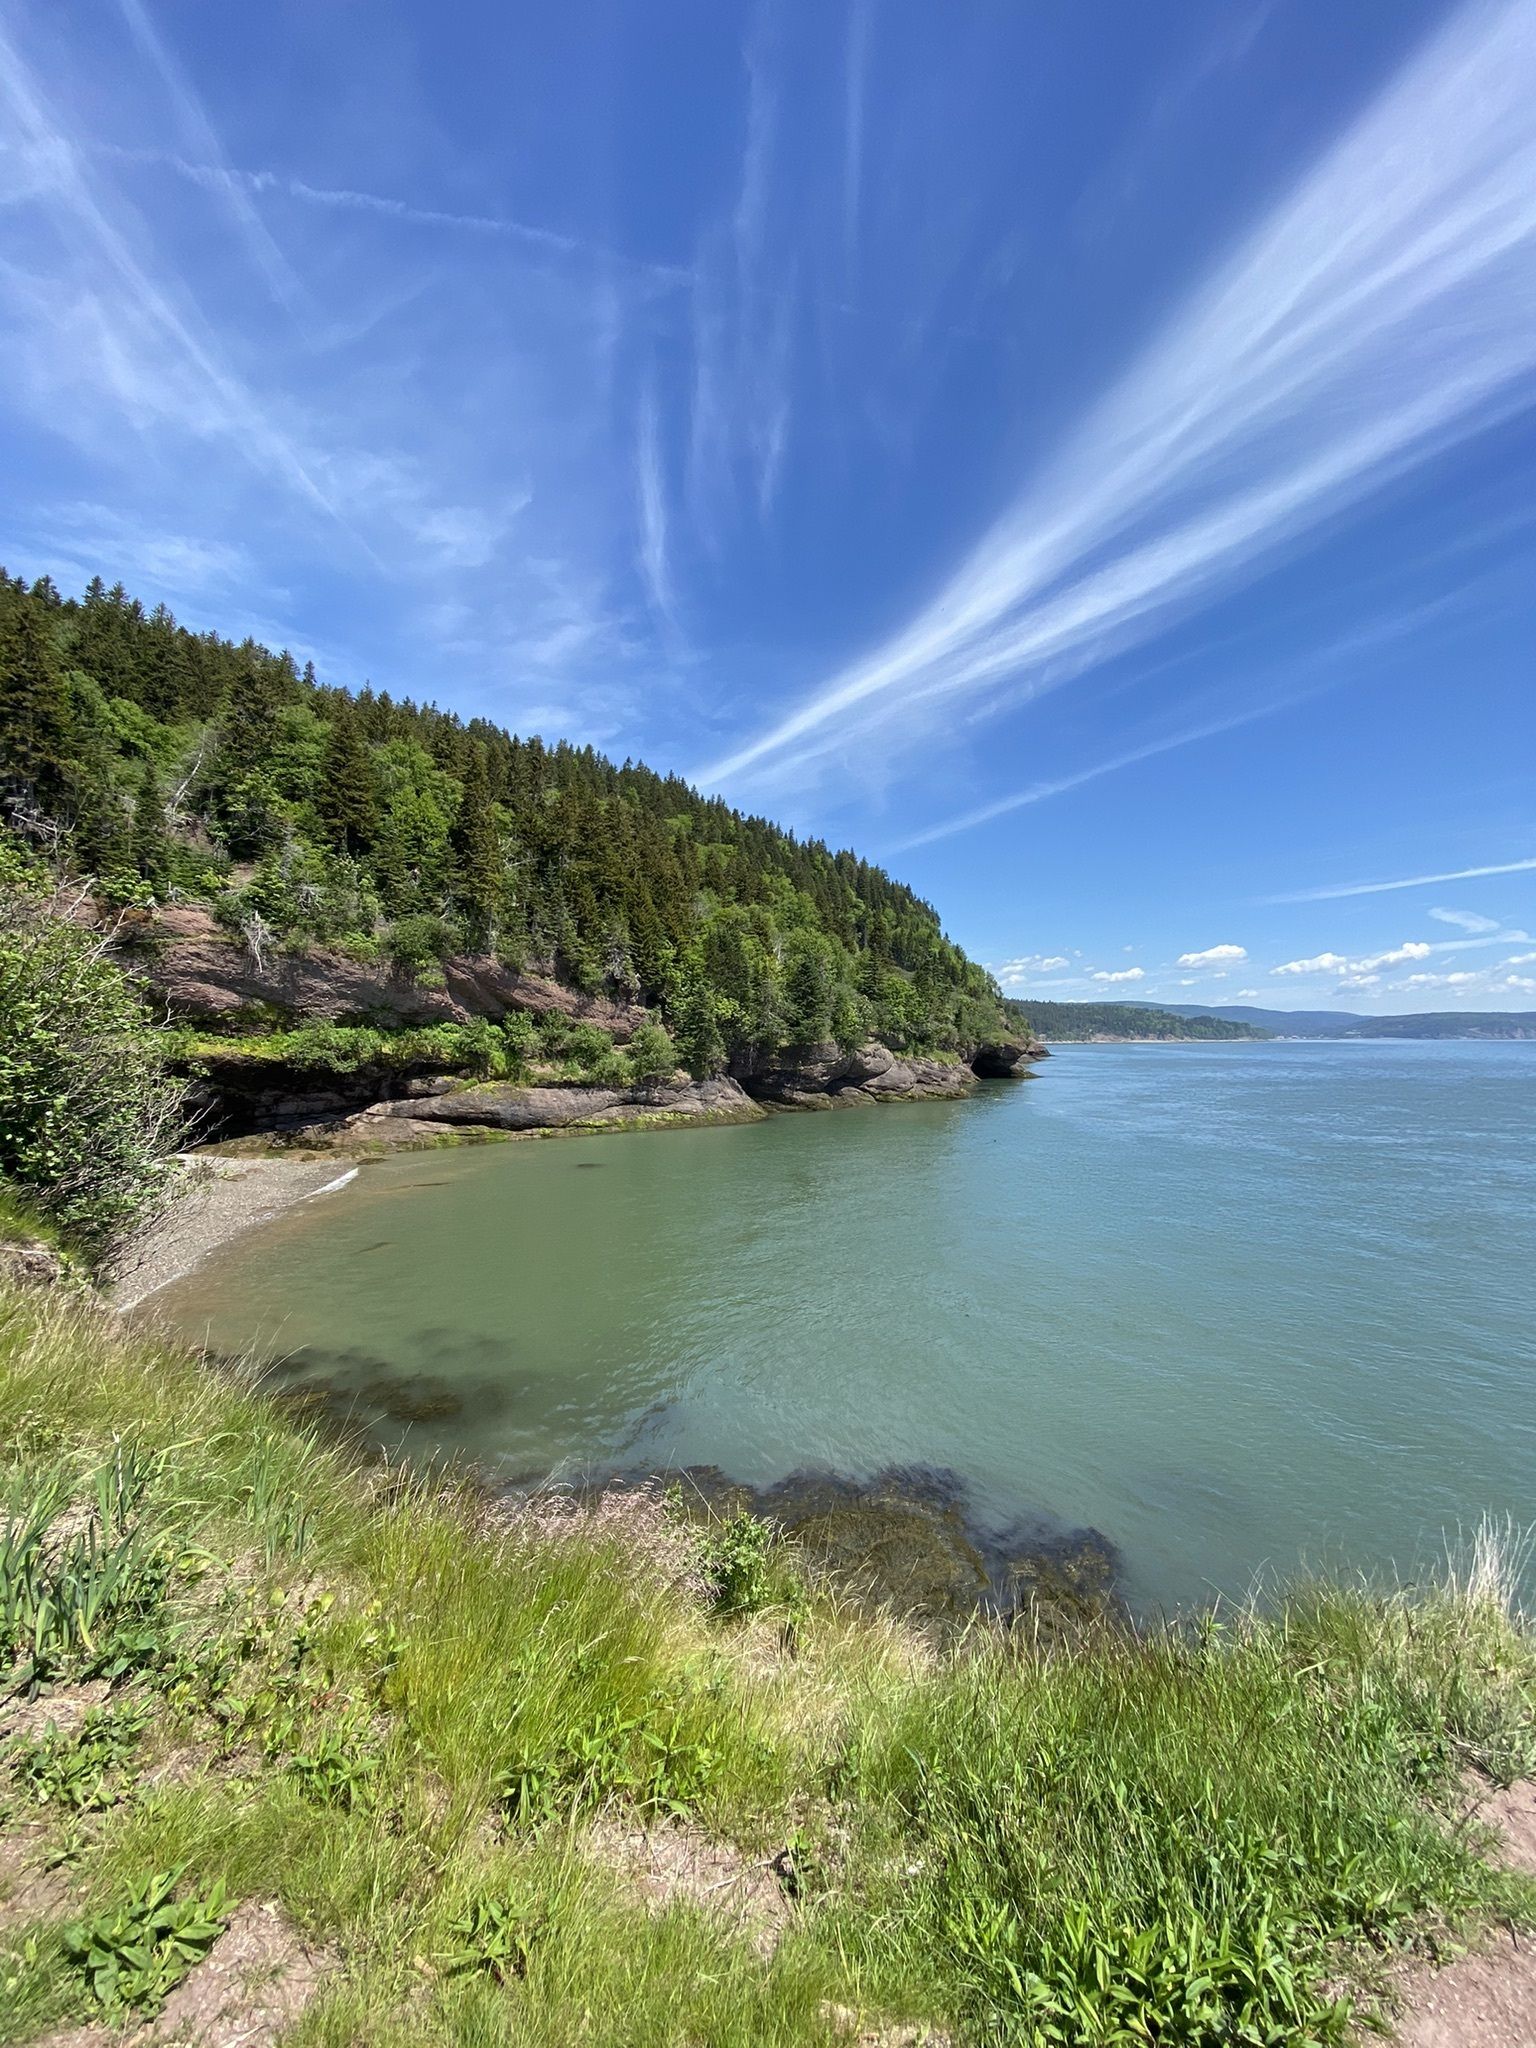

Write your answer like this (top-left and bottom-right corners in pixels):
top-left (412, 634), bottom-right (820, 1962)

top-left (1003, 1000), bottom-right (1267, 1042)
top-left (0, 571), bottom-right (1004, 1072)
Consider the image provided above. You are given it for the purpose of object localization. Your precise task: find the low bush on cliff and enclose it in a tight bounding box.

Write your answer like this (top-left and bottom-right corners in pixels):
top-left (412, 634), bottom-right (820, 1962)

top-left (1, 1280), bottom-right (1532, 2046)
top-left (0, 845), bottom-right (183, 1260)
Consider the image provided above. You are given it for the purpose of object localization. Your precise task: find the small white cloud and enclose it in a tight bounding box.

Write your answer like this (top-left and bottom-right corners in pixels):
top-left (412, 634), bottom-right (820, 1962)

top-left (1233, 988), bottom-right (1261, 998)
top-left (1274, 951), bottom-right (1348, 976)
top-left (1429, 907), bottom-right (1499, 933)
top-left (1274, 941), bottom-right (1431, 977)
top-left (1177, 943), bottom-right (1247, 967)
top-left (993, 953), bottom-right (1071, 986)
top-left (1504, 952), bottom-right (1536, 966)
top-left (1503, 974), bottom-right (1536, 993)
top-left (1091, 966), bottom-right (1146, 984)
top-left (1357, 942), bottom-right (1433, 970)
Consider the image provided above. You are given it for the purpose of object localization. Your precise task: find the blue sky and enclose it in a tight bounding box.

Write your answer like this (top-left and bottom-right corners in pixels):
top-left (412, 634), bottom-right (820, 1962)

top-left (2, 0), bottom-right (1533, 1011)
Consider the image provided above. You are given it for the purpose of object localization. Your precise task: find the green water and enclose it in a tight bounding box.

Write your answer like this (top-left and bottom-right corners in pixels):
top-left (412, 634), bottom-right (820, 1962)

top-left (158, 1043), bottom-right (1536, 1611)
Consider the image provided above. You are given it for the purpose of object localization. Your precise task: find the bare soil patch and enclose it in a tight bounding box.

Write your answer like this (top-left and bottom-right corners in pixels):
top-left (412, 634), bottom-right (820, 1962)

top-left (29, 1900), bottom-right (328, 2048)
top-left (584, 1816), bottom-right (792, 1957)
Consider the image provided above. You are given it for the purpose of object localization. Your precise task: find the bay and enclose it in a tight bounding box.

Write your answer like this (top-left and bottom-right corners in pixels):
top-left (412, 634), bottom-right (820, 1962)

top-left (156, 1042), bottom-right (1536, 1612)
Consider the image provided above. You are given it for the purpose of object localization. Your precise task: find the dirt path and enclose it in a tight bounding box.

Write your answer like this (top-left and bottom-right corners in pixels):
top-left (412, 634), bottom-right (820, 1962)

top-left (109, 1156), bottom-right (359, 1311)
top-left (1385, 1781), bottom-right (1536, 2048)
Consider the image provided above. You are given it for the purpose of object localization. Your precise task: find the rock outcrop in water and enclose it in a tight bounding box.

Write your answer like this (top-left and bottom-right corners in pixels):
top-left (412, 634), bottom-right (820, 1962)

top-left (350, 1074), bottom-right (765, 1141)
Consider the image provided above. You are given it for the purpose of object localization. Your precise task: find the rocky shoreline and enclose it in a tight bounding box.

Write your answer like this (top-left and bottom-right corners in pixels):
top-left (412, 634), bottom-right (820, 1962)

top-left (106, 911), bottom-right (1044, 1147)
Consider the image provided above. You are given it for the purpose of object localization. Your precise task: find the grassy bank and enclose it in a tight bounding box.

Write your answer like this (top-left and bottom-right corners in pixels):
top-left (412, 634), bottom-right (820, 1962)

top-left (2, 1281), bottom-right (1533, 2046)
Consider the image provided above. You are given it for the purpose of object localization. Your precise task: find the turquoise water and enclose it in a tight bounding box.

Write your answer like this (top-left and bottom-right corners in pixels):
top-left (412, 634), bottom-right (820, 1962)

top-left (158, 1043), bottom-right (1536, 1611)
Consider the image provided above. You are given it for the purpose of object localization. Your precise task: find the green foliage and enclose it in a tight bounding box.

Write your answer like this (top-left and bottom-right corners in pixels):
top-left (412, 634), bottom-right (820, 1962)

top-left (8, 1700), bottom-right (151, 1812)
top-left (0, 566), bottom-right (1011, 1070)
top-left (628, 1017), bottom-right (678, 1089)
top-left (0, 843), bottom-right (183, 1255)
top-left (285, 1714), bottom-right (380, 1809)
top-left (695, 1512), bottom-right (800, 1620)
top-left (385, 911), bottom-right (455, 977)
top-left (62, 1868), bottom-right (228, 2014)
top-left (0, 1454), bottom-right (178, 1693)
top-left (442, 1891), bottom-right (538, 1983)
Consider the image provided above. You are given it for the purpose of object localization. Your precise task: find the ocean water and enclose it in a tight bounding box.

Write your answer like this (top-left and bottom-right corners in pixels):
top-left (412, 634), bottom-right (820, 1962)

top-left (156, 1042), bottom-right (1536, 1612)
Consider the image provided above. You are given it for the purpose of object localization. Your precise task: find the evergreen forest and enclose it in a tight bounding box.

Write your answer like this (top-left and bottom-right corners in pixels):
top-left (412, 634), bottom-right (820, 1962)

top-left (0, 571), bottom-right (1007, 1074)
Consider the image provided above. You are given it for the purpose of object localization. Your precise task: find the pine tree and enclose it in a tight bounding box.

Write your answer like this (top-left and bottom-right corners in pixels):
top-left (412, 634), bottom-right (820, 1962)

top-left (0, 589), bottom-right (71, 814)
top-left (450, 743), bottom-right (502, 949)
top-left (316, 700), bottom-right (379, 855)
top-left (131, 762), bottom-right (171, 895)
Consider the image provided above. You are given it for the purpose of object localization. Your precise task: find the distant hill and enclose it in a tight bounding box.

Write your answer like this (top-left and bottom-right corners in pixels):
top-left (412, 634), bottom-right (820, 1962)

top-left (1003, 1000), bottom-right (1268, 1043)
top-left (1160, 1004), bottom-right (1536, 1040)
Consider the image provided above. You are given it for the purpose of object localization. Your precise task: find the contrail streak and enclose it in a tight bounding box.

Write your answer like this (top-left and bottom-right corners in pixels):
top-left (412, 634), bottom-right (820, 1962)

top-left (1268, 858), bottom-right (1536, 903)
top-left (698, 0), bottom-right (1536, 796)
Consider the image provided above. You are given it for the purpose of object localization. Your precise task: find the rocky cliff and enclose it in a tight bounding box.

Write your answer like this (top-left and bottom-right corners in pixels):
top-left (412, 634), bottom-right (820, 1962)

top-left (110, 913), bottom-right (1044, 1147)
top-left (116, 907), bottom-right (647, 1039)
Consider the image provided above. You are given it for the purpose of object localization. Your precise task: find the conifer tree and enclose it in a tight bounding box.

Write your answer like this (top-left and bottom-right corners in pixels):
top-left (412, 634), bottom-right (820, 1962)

top-left (131, 762), bottom-right (171, 895)
top-left (316, 699), bottom-right (379, 855)
top-left (0, 588), bottom-right (71, 813)
top-left (450, 743), bottom-right (502, 949)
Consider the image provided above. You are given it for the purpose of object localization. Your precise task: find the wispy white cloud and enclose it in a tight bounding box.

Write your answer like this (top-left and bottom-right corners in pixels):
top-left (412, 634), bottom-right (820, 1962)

top-left (635, 375), bottom-right (676, 624)
top-left (105, 144), bottom-right (691, 286)
top-left (890, 701), bottom-right (1277, 850)
top-left (699, 0), bottom-right (1536, 797)
top-left (992, 953), bottom-right (1070, 987)
top-left (1092, 966), bottom-right (1145, 984)
top-left (111, 0), bottom-right (303, 311)
top-left (1272, 929), bottom-right (1526, 979)
top-left (18, 501), bottom-right (252, 598)
top-left (1178, 943), bottom-right (1246, 967)
top-left (842, 0), bottom-right (873, 263)
top-left (686, 18), bottom-right (798, 541)
top-left (1269, 855), bottom-right (1536, 903)
top-left (1428, 906), bottom-right (1500, 932)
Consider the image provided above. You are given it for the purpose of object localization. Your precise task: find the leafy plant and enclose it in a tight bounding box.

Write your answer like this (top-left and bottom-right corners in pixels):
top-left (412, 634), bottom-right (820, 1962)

top-left (62, 1868), bottom-right (228, 2014)
top-left (0, 1498), bottom-right (175, 1692)
top-left (9, 1698), bottom-right (150, 1811)
top-left (286, 1715), bottom-right (380, 1808)
top-left (442, 1893), bottom-right (537, 1983)
top-left (696, 1512), bottom-right (795, 1619)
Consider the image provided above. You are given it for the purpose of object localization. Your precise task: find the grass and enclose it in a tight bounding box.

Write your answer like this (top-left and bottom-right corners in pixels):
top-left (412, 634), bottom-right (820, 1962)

top-left (0, 1278), bottom-right (1533, 2045)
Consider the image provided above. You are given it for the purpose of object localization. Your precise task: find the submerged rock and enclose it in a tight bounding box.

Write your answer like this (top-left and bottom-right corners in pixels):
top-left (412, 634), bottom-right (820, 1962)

top-left (635, 1462), bottom-right (1119, 1629)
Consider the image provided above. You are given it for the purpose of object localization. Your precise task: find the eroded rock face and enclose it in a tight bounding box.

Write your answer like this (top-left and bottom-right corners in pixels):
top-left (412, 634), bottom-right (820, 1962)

top-left (969, 1038), bottom-right (1044, 1077)
top-left (125, 933), bottom-right (647, 1038)
top-left (351, 1074), bottom-right (764, 1138)
top-left (739, 1040), bottom-right (976, 1108)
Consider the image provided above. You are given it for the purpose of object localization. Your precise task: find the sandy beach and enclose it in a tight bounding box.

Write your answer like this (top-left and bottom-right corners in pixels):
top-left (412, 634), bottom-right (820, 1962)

top-left (110, 1155), bottom-right (360, 1311)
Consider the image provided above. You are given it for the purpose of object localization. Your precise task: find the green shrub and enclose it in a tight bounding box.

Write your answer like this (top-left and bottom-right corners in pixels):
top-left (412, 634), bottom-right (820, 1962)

top-left (563, 1022), bottom-right (612, 1074)
top-left (0, 842), bottom-right (183, 1256)
top-left (385, 912), bottom-right (455, 979)
top-left (628, 1018), bottom-right (679, 1089)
